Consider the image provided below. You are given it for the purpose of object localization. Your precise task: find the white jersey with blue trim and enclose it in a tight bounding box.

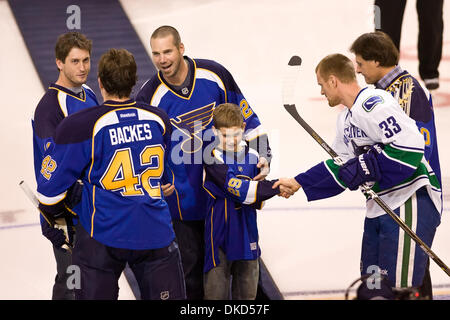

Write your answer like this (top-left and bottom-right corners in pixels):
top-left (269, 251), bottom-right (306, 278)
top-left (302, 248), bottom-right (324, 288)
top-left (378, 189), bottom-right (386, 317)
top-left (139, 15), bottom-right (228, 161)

top-left (295, 88), bottom-right (441, 218)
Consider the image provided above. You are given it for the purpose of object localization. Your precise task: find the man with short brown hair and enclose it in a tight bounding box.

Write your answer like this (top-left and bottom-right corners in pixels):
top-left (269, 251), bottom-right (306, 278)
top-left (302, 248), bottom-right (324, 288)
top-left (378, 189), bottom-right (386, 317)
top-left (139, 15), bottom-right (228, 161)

top-left (36, 48), bottom-right (186, 300)
top-left (350, 31), bottom-right (443, 298)
top-left (275, 53), bottom-right (441, 296)
top-left (32, 31), bottom-right (98, 300)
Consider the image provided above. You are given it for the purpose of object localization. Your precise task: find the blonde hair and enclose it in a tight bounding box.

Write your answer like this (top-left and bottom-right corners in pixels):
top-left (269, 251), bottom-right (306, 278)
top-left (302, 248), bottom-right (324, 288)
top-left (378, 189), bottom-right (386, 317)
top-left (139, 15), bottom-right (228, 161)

top-left (213, 103), bottom-right (243, 129)
top-left (315, 53), bottom-right (356, 83)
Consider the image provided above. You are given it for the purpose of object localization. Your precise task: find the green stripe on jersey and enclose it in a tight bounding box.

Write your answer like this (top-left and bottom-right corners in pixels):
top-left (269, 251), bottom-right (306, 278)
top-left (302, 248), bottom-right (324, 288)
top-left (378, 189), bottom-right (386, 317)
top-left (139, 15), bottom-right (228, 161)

top-left (383, 144), bottom-right (423, 168)
top-left (401, 197), bottom-right (413, 287)
top-left (324, 159), bottom-right (346, 188)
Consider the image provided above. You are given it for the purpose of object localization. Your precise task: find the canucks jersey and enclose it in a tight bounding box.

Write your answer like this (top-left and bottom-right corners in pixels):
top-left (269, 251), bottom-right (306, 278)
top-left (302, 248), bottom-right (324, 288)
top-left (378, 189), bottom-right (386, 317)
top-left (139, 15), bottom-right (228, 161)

top-left (295, 88), bottom-right (441, 218)
top-left (202, 142), bottom-right (280, 272)
top-left (37, 99), bottom-right (175, 250)
top-left (379, 69), bottom-right (442, 187)
top-left (33, 83), bottom-right (98, 180)
top-left (136, 56), bottom-right (270, 221)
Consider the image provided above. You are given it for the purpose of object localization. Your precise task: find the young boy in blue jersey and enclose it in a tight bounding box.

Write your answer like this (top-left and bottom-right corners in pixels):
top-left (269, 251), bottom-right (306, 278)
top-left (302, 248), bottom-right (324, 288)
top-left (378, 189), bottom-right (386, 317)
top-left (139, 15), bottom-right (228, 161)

top-left (36, 48), bottom-right (185, 300)
top-left (350, 31), bottom-right (443, 299)
top-left (202, 103), bottom-right (282, 300)
top-left (32, 32), bottom-right (98, 300)
top-left (136, 25), bottom-right (272, 299)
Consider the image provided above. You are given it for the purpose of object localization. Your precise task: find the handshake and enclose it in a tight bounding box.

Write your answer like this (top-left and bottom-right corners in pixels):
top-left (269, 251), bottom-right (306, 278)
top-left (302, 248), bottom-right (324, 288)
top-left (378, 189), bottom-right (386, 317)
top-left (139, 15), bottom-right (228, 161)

top-left (272, 178), bottom-right (302, 199)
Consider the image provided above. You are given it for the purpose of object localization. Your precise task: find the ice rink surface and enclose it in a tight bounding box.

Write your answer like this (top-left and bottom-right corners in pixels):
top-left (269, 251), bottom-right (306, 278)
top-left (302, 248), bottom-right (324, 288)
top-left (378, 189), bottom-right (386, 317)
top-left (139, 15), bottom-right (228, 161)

top-left (1, 0), bottom-right (449, 299)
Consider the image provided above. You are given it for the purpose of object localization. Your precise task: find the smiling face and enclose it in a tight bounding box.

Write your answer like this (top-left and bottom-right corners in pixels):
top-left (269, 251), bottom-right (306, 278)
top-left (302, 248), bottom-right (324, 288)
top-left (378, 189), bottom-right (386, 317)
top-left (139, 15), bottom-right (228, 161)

top-left (56, 47), bottom-right (91, 87)
top-left (214, 126), bottom-right (245, 152)
top-left (150, 34), bottom-right (186, 84)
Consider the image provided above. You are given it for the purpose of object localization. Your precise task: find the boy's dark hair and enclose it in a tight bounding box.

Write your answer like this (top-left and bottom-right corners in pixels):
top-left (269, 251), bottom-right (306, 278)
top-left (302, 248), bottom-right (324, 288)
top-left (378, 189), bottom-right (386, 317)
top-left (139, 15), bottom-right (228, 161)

top-left (98, 48), bottom-right (137, 98)
top-left (213, 103), bottom-right (243, 129)
top-left (350, 31), bottom-right (399, 67)
top-left (55, 32), bottom-right (92, 63)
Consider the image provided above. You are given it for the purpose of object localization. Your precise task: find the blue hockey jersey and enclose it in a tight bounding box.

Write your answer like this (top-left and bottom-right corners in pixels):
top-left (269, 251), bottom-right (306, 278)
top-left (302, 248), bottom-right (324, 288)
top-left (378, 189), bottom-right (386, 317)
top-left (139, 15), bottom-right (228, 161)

top-left (32, 83), bottom-right (98, 226)
top-left (33, 83), bottom-right (98, 180)
top-left (136, 56), bottom-right (270, 221)
top-left (37, 99), bottom-right (175, 250)
top-left (202, 142), bottom-right (280, 272)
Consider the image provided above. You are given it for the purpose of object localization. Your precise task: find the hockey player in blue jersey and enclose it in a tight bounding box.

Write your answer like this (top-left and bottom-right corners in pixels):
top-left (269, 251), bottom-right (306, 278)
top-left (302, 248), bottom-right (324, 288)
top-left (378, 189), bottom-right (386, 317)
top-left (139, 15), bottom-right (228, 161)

top-left (37, 49), bottom-right (185, 300)
top-left (350, 31), bottom-right (443, 299)
top-left (202, 103), bottom-right (281, 300)
top-left (274, 54), bottom-right (441, 296)
top-left (32, 32), bottom-right (98, 300)
top-left (136, 25), bottom-right (271, 299)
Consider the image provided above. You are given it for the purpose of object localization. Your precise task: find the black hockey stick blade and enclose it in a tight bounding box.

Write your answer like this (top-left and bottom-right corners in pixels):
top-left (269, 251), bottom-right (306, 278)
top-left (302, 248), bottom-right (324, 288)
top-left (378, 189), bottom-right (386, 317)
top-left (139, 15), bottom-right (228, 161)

top-left (288, 55), bottom-right (302, 67)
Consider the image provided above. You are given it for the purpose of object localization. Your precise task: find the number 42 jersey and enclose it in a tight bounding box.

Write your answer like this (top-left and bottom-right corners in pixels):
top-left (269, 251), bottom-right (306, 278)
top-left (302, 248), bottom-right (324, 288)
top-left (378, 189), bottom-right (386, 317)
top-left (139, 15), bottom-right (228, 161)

top-left (37, 99), bottom-right (175, 250)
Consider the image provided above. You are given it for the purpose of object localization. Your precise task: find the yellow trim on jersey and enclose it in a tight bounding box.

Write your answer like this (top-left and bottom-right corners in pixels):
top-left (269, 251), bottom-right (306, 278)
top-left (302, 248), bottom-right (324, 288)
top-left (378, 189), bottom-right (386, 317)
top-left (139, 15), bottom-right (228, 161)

top-left (157, 59), bottom-right (198, 100)
top-left (224, 198), bottom-right (227, 223)
top-left (49, 86), bottom-right (87, 102)
top-left (174, 188), bottom-right (183, 220)
top-left (90, 186), bottom-right (96, 237)
top-left (202, 183), bottom-right (216, 200)
top-left (64, 203), bottom-right (78, 217)
top-left (385, 74), bottom-right (408, 92)
top-left (104, 101), bottom-right (137, 107)
top-left (211, 207), bottom-right (216, 267)
top-left (154, 59), bottom-right (228, 103)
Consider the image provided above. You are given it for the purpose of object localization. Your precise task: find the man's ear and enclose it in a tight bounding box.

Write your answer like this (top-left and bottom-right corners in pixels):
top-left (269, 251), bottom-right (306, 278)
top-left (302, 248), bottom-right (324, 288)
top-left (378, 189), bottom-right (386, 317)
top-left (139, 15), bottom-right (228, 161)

top-left (98, 77), bottom-right (103, 90)
top-left (179, 42), bottom-right (185, 55)
top-left (56, 59), bottom-right (64, 71)
top-left (241, 122), bottom-right (246, 131)
top-left (328, 75), bottom-right (337, 88)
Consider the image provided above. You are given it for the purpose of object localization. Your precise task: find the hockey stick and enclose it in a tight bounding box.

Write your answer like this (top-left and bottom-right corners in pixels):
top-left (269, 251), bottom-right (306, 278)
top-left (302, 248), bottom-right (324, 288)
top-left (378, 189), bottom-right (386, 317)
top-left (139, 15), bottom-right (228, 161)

top-left (282, 55), bottom-right (450, 278)
top-left (19, 180), bottom-right (72, 253)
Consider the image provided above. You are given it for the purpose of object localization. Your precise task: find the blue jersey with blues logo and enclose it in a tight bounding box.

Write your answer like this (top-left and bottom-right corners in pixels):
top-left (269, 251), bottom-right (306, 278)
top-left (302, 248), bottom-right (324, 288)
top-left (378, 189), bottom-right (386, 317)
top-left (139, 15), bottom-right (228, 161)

top-left (136, 56), bottom-right (270, 221)
top-left (36, 99), bottom-right (175, 250)
top-left (202, 142), bottom-right (280, 272)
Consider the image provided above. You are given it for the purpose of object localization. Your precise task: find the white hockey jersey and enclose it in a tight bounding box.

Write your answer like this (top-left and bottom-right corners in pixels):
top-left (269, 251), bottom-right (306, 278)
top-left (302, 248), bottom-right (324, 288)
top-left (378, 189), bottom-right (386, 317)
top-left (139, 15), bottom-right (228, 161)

top-left (295, 87), bottom-right (441, 218)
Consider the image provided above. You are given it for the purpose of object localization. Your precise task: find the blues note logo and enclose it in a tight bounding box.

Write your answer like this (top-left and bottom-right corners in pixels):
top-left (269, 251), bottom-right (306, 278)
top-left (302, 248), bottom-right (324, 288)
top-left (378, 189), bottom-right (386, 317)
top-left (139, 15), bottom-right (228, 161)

top-left (362, 95), bottom-right (383, 112)
top-left (170, 102), bottom-right (216, 153)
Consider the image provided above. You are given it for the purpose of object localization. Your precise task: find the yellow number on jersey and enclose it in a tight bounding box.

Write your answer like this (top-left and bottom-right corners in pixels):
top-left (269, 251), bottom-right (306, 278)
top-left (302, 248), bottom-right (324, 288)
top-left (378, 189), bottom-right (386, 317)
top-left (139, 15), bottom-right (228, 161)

top-left (41, 155), bottom-right (57, 180)
top-left (420, 127), bottom-right (431, 146)
top-left (140, 145), bottom-right (164, 198)
top-left (240, 99), bottom-right (253, 120)
top-left (100, 145), bottom-right (164, 198)
top-left (227, 178), bottom-right (242, 197)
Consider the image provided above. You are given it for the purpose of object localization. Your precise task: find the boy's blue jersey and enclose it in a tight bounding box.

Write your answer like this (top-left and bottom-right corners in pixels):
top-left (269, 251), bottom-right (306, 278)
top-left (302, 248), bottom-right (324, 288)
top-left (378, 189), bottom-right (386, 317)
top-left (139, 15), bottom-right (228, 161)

top-left (383, 70), bottom-right (442, 186)
top-left (32, 83), bottom-right (98, 181)
top-left (202, 143), bottom-right (280, 272)
top-left (37, 99), bottom-right (175, 250)
top-left (136, 56), bottom-right (270, 221)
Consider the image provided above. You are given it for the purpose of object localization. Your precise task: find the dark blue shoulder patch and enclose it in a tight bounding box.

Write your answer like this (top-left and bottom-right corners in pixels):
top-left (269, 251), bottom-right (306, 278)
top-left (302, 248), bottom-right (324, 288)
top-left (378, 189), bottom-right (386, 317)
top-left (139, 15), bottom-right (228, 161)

top-left (362, 95), bottom-right (383, 112)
